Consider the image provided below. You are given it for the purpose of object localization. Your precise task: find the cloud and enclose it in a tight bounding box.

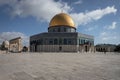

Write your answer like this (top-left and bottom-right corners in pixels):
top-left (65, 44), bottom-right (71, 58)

top-left (70, 6), bottom-right (117, 26)
top-left (73, 0), bottom-right (82, 5)
top-left (107, 22), bottom-right (117, 29)
top-left (96, 31), bottom-right (120, 44)
top-left (85, 26), bottom-right (97, 31)
top-left (0, 32), bottom-right (29, 46)
top-left (100, 32), bottom-right (117, 41)
top-left (0, 0), bottom-right (117, 27)
top-left (85, 27), bottom-right (94, 31)
top-left (0, 0), bottom-right (71, 22)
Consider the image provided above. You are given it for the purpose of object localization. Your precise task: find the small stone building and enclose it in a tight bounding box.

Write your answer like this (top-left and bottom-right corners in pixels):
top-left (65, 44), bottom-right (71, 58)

top-left (95, 44), bottom-right (116, 52)
top-left (9, 37), bottom-right (22, 52)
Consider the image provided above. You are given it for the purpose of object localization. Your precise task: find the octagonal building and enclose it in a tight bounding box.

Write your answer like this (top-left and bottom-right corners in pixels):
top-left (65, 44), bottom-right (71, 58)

top-left (30, 13), bottom-right (94, 52)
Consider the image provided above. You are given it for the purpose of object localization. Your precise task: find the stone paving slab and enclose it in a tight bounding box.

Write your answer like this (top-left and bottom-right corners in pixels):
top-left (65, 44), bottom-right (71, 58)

top-left (0, 52), bottom-right (120, 80)
top-left (11, 71), bottom-right (34, 80)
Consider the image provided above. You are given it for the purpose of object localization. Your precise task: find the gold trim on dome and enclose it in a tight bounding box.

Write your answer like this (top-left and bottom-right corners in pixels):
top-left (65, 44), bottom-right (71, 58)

top-left (49, 13), bottom-right (75, 28)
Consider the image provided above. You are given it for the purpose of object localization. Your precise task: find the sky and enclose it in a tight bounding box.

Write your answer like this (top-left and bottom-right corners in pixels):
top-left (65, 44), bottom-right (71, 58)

top-left (0, 0), bottom-right (120, 46)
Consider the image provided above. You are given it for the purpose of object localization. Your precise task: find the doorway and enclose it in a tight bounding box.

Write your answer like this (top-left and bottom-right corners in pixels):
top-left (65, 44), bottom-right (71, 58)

top-left (59, 46), bottom-right (62, 52)
top-left (35, 45), bottom-right (37, 52)
top-left (85, 46), bottom-right (87, 52)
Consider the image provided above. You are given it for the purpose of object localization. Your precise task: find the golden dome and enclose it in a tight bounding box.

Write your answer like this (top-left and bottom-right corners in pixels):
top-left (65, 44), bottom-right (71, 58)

top-left (49, 13), bottom-right (75, 28)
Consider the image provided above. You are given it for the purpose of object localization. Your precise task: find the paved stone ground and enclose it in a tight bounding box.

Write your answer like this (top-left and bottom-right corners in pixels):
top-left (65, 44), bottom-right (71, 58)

top-left (0, 52), bottom-right (120, 80)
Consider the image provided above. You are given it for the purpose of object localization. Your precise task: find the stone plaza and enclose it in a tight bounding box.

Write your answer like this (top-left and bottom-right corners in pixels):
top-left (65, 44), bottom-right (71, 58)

top-left (0, 52), bottom-right (120, 80)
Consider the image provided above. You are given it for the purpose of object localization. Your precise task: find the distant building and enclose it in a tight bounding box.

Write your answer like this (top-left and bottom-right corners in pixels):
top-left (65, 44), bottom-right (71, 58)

top-left (9, 37), bottom-right (22, 52)
top-left (95, 44), bottom-right (116, 52)
top-left (30, 13), bottom-right (94, 52)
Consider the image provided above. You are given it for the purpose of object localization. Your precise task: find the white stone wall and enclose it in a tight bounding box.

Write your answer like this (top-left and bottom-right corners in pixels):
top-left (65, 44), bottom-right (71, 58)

top-left (31, 45), bottom-right (77, 52)
top-left (78, 45), bottom-right (95, 52)
top-left (30, 45), bottom-right (94, 52)
top-left (9, 38), bottom-right (22, 52)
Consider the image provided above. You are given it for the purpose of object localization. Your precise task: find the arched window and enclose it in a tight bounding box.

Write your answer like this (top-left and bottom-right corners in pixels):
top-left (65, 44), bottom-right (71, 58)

top-left (58, 28), bottom-right (60, 32)
top-left (64, 38), bottom-right (67, 45)
top-left (64, 28), bottom-right (66, 32)
top-left (49, 39), bottom-right (53, 45)
top-left (54, 39), bottom-right (58, 45)
top-left (59, 38), bottom-right (62, 45)
top-left (68, 39), bottom-right (72, 45)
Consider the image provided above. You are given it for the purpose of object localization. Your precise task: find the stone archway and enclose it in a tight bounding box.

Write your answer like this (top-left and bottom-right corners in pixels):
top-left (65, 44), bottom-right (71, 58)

top-left (59, 46), bottom-right (62, 52)
top-left (85, 46), bottom-right (87, 52)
